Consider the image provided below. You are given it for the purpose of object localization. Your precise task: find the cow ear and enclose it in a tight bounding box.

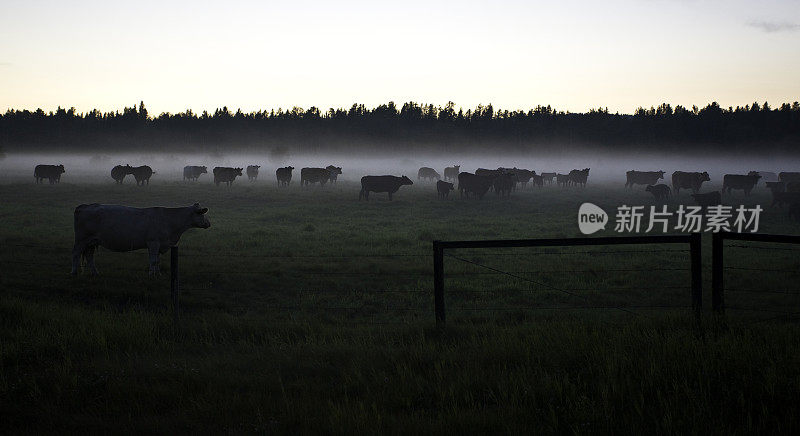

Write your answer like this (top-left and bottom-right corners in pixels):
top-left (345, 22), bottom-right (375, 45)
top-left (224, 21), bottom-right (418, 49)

top-left (199, 208), bottom-right (208, 214)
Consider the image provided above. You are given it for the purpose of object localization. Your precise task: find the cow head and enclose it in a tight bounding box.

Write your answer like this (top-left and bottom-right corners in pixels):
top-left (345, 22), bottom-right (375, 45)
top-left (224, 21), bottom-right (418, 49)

top-left (327, 166), bottom-right (342, 174)
top-left (200, 166), bottom-right (208, 173)
top-left (249, 165), bottom-right (260, 170)
top-left (401, 175), bottom-right (413, 185)
top-left (287, 166), bottom-right (294, 172)
top-left (454, 165), bottom-right (460, 171)
top-left (58, 164), bottom-right (65, 174)
top-left (700, 171), bottom-right (710, 182)
top-left (658, 171), bottom-right (665, 178)
top-left (235, 168), bottom-right (243, 176)
top-left (190, 203), bottom-right (211, 228)
top-left (443, 182), bottom-right (454, 191)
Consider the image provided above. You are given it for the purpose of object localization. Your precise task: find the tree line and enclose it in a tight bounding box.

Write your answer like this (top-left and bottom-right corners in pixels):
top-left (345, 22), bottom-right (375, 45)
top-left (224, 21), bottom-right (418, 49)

top-left (1, 100), bottom-right (799, 154)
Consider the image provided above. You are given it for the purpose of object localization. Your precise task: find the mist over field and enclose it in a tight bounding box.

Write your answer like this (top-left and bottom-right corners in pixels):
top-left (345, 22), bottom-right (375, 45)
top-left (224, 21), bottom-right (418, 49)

top-left (3, 149), bottom-right (798, 186)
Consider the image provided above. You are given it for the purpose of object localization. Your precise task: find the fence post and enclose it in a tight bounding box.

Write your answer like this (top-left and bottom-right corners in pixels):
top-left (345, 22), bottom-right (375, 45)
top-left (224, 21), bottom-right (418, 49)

top-left (690, 232), bottom-right (702, 312)
top-left (433, 241), bottom-right (445, 325)
top-left (171, 246), bottom-right (180, 321)
top-left (711, 232), bottom-right (724, 312)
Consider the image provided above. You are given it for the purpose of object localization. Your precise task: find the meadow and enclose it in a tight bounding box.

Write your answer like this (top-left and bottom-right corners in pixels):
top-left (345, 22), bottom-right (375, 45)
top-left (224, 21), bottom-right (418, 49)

top-left (2, 169), bottom-right (800, 433)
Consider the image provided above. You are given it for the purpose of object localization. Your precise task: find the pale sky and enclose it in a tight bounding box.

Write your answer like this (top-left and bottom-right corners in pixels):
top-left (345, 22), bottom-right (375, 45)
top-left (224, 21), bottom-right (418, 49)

top-left (1, 0), bottom-right (799, 115)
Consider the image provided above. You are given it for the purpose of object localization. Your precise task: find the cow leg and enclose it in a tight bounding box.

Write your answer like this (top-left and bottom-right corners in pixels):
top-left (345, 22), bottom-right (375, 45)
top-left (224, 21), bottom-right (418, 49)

top-left (147, 242), bottom-right (161, 276)
top-left (71, 242), bottom-right (85, 275)
top-left (388, 192), bottom-right (393, 201)
top-left (84, 245), bottom-right (99, 275)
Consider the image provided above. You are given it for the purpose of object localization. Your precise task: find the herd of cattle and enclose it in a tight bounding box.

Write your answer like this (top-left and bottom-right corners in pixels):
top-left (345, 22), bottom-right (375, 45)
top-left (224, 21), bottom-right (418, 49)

top-left (29, 163), bottom-right (800, 208)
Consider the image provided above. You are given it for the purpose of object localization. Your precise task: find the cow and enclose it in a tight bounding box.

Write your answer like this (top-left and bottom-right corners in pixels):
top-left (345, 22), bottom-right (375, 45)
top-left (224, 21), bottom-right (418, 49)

top-left (444, 165), bottom-right (460, 182)
top-left (511, 168), bottom-right (535, 188)
top-left (359, 175), bottom-right (413, 200)
top-left (475, 168), bottom-right (503, 178)
top-left (111, 165), bottom-right (133, 184)
top-left (246, 165), bottom-right (261, 181)
top-left (779, 172), bottom-right (800, 184)
top-left (723, 173), bottom-right (761, 195)
top-left (556, 174), bottom-right (570, 187)
top-left (326, 165), bottom-right (343, 183)
top-left (437, 180), bottom-right (454, 199)
top-left (300, 167), bottom-right (331, 186)
top-left (213, 167), bottom-right (243, 187)
top-left (276, 166), bottom-right (294, 186)
top-left (530, 174), bottom-right (544, 188)
top-left (765, 181), bottom-right (786, 194)
top-left (626, 170), bottom-right (665, 188)
top-left (568, 168), bottom-right (590, 187)
top-left (34, 164), bottom-right (65, 184)
top-left (771, 191), bottom-right (800, 208)
top-left (672, 171), bottom-right (710, 194)
top-left (457, 172), bottom-right (493, 199)
top-left (646, 184), bottom-right (671, 201)
top-left (131, 165), bottom-right (155, 186)
top-left (71, 203), bottom-right (210, 275)
top-left (541, 172), bottom-right (556, 185)
top-left (493, 172), bottom-right (516, 197)
top-left (691, 191), bottom-right (721, 208)
top-left (418, 167), bottom-right (441, 181)
top-left (183, 165), bottom-right (207, 182)
top-left (755, 171), bottom-right (779, 183)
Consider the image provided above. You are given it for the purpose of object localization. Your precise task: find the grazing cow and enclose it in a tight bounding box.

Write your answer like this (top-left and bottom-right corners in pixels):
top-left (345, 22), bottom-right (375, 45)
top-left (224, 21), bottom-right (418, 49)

top-left (671, 171), bottom-right (710, 194)
top-left (723, 173), bottom-right (761, 195)
top-left (34, 164), bottom-right (65, 184)
top-left (131, 165), bottom-right (155, 186)
top-left (276, 166), bottom-right (294, 186)
top-left (779, 172), bottom-right (800, 183)
top-left (326, 165), bottom-right (343, 183)
top-left (493, 172), bottom-right (516, 197)
top-left (646, 184), bottom-right (671, 201)
top-left (300, 167), bottom-right (331, 186)
top-left (213, 167), bottom-right (243, 187)
top-left (530, 174), bottom-right (544, 188)
top-left (556, 174), bottom-right (570, 187)
top-left (246, 165), bottom-right (261, 181)
top-left (111, 165), bottom-right (133, 184)
top-left (771, 191), bottom-right (800, 208)
top-left (626, 170), bottom-right (665, 188)
top-left (568, 168), bottom-right (590, 187)
top-left (457, 172), bottom-right (494, 199)
top-left (437, 180), bottom-right (454, 199)
top-left (183, 165), bottom-right (207, 182)
top-left (359, 175), bottom-right (413, 200)
top-left (444, 165), bottom-right (460, 182)
top-left (71, 202), bottom-right (211, 275)
top-left (691, 191), bottom-right (722, 208)
top-left (541, 172), bottom-right (556, 185)
top-left (418, 167), bottom-right (441, 181)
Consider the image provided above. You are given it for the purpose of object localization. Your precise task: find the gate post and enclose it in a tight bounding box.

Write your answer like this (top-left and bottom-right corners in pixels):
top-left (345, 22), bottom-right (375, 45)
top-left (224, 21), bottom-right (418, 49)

top-left (711, 232), bottom-right (724, 312)
top-left (433, 241), bottom-right (445, 325)
top-left (171, 246), bottom-right (180, 321)
top-left (690, 232), bottom-right (702, 312)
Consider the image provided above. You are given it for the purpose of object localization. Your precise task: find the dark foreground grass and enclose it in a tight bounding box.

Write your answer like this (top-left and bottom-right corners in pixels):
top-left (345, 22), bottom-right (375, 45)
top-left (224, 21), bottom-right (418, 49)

top-left (2, 178), bottom-right (800, 433)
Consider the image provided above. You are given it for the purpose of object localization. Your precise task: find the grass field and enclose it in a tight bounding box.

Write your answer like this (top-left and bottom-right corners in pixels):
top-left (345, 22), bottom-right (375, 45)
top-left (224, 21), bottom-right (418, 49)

top-left (2, 174), bottom-right (800, 433)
